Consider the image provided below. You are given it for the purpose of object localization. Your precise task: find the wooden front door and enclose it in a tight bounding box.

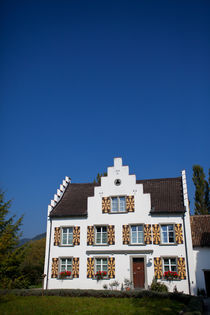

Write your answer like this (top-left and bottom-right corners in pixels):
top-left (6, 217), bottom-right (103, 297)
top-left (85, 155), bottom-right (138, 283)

top-left (133, 258), bottom-right (145, 288)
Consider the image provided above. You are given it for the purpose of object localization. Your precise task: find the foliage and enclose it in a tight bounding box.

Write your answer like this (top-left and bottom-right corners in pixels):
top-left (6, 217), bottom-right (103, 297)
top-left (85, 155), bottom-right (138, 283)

top-left (124, 278), bottom-right (132, 289)
top-left (95, 271), bottom-right (107, 281)
top-left (193, 165), bottom-right (209, 214)
top-left (59, 271), bottom-right (71, 279)
top-left (150, 278), bottom-right (168, 293)
top-left (163, 271), bottom-right (179, 281)
top-left (20, 238), bottom-right (46, 285)
top-left (0, 190), bottom-right (28, 289)
top-left (93, 172), bottom-right (107, 185)
top-left (109, 280), bottom-right (120, 290)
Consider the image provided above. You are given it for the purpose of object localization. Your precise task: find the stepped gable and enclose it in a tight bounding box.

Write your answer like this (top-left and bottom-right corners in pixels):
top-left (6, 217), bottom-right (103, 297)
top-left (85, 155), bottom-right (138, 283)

top-left (190, 215), bottom-right (210, 247)
top-left (50, 176), bottom-right (185, 217)
top-left (137, 177), bottom-right (185, 213)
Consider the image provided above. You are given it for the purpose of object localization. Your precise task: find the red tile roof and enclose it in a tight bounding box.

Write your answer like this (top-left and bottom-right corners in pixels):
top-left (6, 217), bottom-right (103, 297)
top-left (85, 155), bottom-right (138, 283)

top-left (190, 215), bottom-right (210, 247)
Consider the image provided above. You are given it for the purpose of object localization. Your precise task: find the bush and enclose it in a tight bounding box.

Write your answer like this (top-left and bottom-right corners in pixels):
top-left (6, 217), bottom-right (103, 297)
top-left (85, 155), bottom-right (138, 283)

top-left (150, 278), bottom-right (168, 293)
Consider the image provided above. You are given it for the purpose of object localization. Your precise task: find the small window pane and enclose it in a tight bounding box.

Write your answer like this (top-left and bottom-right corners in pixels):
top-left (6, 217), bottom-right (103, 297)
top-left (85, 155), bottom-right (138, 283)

top-left (119, 197), bottom-right (126, 211)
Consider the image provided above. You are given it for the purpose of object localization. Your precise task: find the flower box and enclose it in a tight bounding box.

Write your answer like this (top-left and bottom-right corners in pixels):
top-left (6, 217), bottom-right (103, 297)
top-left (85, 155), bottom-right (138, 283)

top-left (59, 271), bottom-right (71, 279)
top-left (163, 271), bottom-right (179, 281)
top-left (95, 271), bottom-right (107, 281)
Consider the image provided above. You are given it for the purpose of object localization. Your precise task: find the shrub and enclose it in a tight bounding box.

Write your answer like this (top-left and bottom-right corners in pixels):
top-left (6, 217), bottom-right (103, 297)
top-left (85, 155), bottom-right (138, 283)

top-left (150, 278), bottom-right (168, 293)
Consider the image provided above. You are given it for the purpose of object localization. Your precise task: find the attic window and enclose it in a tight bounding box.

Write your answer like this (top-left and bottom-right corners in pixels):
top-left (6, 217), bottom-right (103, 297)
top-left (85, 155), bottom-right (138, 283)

top-left (114, 179), bottom-right (121, 186)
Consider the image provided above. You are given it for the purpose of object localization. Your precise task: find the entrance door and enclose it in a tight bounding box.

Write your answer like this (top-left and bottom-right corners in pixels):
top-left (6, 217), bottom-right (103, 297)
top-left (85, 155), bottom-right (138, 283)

top-left (204, 271), bottom-right (210, 297)
top-left (133, 258), bottom-right (145, 288)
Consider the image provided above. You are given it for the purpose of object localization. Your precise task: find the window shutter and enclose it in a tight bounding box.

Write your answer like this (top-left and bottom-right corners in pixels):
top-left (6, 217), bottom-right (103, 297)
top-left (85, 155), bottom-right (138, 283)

top-left (175, 224), bottom-right (183, 244)
top-left (54, 227), bottom-right (61, 246)
top-left (144, 224), bottom-right (152, 244)
top-left (72, 257), bottom-right (80, 278)
top-left (177, 257), bottom-right (186, 279)
top-left (51, 258), bottom-right (59, 278)
top-left (73, 226), bottom-right (80, 246)
top-left (87, 257), bottom-right (94, 278)
top-left (87, 226), bottom-right (94, 245)
top-left (154, 257), bottom-right (162, 279)
top-left (126, 196), bottom-right (134, 212)
top-left (152, 224), bottom-right (160, 244)
top-left (108, 225), bottom-right (115, 245)
top-left (102, 197), bottom-right (111, 213)
top-left (108, 257), bottom-right (115, 279)
top-left (122, 225), bottom-right (130, 244)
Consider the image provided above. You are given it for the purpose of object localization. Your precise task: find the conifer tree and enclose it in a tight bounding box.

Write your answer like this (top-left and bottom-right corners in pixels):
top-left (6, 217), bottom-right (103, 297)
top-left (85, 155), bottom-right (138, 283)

top-left (192, 165), bottom-right (209, 215)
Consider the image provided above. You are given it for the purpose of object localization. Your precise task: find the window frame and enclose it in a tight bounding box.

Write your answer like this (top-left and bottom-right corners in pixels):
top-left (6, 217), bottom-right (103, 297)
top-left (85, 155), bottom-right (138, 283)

top-left (94, 257), bottom-right (109, 279)
top-left (162, 257), bottom-right (178, 274)
top-left (110, 196), bottom-right (126, 213)
top-left (160, 224), bottom-right (175, 245)
top-left (130, 224), bottom-right (144, 245)
top-left (94, 225), bottom-right (108, 246)
top-left (61, 226), bottom-right (74, 246)
top-left (59, 257), bottom-right (73, 279)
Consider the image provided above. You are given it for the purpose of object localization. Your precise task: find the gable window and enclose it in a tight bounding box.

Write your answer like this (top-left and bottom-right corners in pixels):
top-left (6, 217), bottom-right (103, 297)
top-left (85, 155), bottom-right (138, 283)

top-left (95, 258), bottom-right (108, 275)
top-left (62, 227), bottom-right (73, 245)
top-left (111, 196), bottom-right (126, 212)
top-left (95, 226), bottom-right (107, 245)
top-left (131, 225), bottom-right (144, 244)
top-left (161, 225), bottom-right (175, 244)
top-left (163, 258), bottom-right (177, 273)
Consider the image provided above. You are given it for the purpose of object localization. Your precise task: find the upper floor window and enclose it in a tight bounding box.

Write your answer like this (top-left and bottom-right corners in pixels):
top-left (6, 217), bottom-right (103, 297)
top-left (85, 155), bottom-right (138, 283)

top-left (62, 227), bottom-right (73, 245)
top-left (131, 225), bottom-right (144, 244)
top-left (95, 226), bottom-right (107, 245)
top-left (163, 258), bottom-right (177, 273)
top-left (111, 196), bottom-right (126, 212)
top-left (161, 225), bottom-right (175, 244)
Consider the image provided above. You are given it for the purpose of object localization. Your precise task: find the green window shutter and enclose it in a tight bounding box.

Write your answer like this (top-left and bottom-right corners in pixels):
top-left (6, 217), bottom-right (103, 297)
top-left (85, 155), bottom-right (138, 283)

top-left (175, 224), bottom-right (183, 244)
top-left (51, 258), bottom-right (59, 278)
top-left (73, 226), bottom-right (80, 246)
top-left (108, 257), bottom-right (115, 279)
top-left (154, 257), bottom-right (162, 279)
top-left (108, 225), bottom-right (115, 245)
top-left (144, 224), bottom-right (152, 244)
top-left (54, 227), bottom-right (61, 246)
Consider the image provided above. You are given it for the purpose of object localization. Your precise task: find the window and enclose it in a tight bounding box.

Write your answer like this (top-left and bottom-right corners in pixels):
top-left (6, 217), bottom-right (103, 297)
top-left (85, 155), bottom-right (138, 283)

top-left (161, 225), bottom-right (175, 244)
top-left (111, 196), bottom-right (126, 212)
top-left (95, 258), bottom-right (108, 274)
top-left (95, 226), bottom-right (107, 245)
top-left (131, 225), bottom-right (144, 244)
top-left (163, 258), bottom-right (177, 272)
top-left (62, 227), bottom-right (73, 245)
top-left (60, 258), bottom-right (72, 274)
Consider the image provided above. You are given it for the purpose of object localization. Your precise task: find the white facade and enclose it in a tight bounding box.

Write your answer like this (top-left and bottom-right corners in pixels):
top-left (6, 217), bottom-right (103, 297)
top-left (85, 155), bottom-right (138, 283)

top-left (44, 158), bottom-right (197, 294)
top-left (193, 247), bottom-right (210, 292)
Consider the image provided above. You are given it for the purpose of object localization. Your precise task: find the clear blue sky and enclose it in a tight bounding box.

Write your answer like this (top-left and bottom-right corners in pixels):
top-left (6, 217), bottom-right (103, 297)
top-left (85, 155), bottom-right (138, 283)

top-left (1, 0), bottom-right (209, 238)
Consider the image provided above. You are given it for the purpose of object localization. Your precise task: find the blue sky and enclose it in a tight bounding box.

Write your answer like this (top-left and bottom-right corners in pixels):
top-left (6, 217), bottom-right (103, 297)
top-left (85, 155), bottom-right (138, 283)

top-left (1, 0), bottom-right (209, 238)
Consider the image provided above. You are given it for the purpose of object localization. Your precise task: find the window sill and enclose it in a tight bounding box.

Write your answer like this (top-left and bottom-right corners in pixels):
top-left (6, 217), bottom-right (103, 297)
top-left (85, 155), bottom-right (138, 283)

top-left (159, 243), bottom-right (177, 246)
top-left (129, 243), bottom-right (146, 246)
top-left (59, 244), bottom-right (74, 247)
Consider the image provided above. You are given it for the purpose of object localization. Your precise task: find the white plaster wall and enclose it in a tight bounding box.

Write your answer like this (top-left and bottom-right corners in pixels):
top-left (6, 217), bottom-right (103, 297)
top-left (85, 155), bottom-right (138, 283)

top-left (44, 158), bottom-right (192, 293)
top-left (193, 247), bottom-right (210, 292)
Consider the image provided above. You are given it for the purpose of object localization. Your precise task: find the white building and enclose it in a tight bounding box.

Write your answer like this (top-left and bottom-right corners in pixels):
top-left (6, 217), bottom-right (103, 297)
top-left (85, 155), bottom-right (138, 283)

top-left (44, 157), bottom-right (197, 294)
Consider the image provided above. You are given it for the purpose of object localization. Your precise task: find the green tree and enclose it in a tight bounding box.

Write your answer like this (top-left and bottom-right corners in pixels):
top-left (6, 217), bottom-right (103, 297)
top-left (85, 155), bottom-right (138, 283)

top-left (93, 172), bottom-right (107, 185)
top-left (0, 190), bottom-right (28, 288)
top-left (192, 165), bottom-right (209, 215)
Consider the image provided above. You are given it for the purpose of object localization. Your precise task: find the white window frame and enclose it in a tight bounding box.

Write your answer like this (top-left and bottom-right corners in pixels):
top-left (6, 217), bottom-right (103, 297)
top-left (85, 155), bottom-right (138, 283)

top-left (162, 257), bottom-right (177, 273)
top-left (130, 225), bottom-right (144, 244)
top-left (160, 224), bottom-right (175, 244)
top-left (61, 226), bottom-right (74, 246)
top-left (59, 257), bottom-right (73, 278)
top-left (94, 225), bottom-right (108, 245)
top-left (94, 257), bottom-right (108, 278)
top-left (110, 196), bottom-right (126, 213)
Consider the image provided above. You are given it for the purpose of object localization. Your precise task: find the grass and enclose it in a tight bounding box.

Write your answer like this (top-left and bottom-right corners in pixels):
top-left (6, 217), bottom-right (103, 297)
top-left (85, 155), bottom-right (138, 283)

top-left (0, 295), bottom-right (185, 315)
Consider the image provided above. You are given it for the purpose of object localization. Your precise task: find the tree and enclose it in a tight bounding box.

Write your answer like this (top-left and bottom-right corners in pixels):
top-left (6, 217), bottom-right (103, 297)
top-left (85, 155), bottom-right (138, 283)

top-left (0, 190), bottom-right (28, 288)
top-left (93, 172), bottom-right (107, 185)
top-left (192, 165), bottom-right (209, 215)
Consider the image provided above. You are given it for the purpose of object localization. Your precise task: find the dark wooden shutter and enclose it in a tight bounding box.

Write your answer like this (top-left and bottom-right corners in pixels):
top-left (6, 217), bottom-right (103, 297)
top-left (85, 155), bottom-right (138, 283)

top-left (154, 257), bottom-right (162, 279)
top-left (108, 257), bottom-right (115, 279)
top-left (144, 224), bottom-right (152, 244)
top-left (122, 225), bottom-right (130, 244)
top-left (72, 257), bottom-right (80, 278)
top-left (126, 196), bottom-right (135, 212)
top-left (152, 224), bottom-right (160, 244)
top-left (102, 197), bottom-right (111, 213)
top-left (87, 257), bottom-right (94, 278)
top-left (177, 257), bottom-right (186, 279)
top-left (108, 225), bottom-right (115, 245)
top-left (73, 226), bottom-right (80, 246)
top-left (87, 226), bottom-right (94, 245)
top-left (175, 224), bottom-right (183, 244)
top-left (51, 258), bottom-right (59, 278)
top-left (54, 227), bottom-right (61, 246)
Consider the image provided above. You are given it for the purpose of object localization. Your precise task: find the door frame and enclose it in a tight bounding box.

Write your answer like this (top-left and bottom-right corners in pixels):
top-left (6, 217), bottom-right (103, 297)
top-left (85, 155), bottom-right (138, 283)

top-left (130, 255), bottom-right (148, 289)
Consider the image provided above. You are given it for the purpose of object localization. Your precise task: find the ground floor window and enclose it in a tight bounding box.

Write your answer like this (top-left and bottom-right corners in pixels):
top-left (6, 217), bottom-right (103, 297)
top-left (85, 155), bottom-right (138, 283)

top-left (163, 258), bottom-right (177, 272)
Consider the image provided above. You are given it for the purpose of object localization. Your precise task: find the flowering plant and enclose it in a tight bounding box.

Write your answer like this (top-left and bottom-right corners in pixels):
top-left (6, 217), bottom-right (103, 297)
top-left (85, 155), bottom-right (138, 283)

top-left (95, 271), bottom-right (107, 281)
top-left (163, 271), bottom-right (179, 280)
top-left (59, 271), bottom-right (71, 279)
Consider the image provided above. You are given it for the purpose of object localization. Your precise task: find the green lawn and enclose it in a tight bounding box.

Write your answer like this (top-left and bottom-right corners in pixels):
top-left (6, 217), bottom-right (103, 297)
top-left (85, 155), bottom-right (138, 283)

top-left (0, 295), bottom-right (185, 315)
